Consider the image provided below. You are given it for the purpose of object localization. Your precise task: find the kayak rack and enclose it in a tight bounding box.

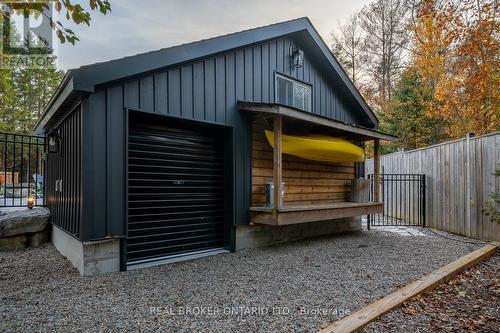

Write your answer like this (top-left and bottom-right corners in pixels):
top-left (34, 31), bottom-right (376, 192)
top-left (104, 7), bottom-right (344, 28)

top-left (239, 102), bottom-right (396, 227)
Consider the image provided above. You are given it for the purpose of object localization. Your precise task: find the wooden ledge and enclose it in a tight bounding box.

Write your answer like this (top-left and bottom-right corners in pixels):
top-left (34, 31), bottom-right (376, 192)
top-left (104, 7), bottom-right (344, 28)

top-left (250, 202), bottom-right (383, 226)
top-left (278, 202), bottom-right (382, 212)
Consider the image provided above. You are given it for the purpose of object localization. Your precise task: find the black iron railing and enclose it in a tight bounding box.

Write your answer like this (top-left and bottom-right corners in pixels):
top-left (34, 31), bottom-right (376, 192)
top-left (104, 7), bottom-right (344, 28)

top-left (367, 174), bottom-right (426, 228)
top-left (0, 132), bottom-right (45, 207)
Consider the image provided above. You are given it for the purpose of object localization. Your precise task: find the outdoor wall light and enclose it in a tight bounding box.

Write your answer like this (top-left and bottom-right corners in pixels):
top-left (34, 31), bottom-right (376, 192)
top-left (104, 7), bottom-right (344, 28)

top-left (290, 46), bottom-right (304, 69)
top-left (47, 130), bottom-right (60, 153)
top-left (27, 196), bottom-right (34, 209)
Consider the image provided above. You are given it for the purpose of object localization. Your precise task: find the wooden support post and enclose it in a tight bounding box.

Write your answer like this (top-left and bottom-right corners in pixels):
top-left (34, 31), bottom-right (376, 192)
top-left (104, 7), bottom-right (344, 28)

top-left (273, 116), bottom-right (283, 211)
top-left (373, 139), bottom-right (381, 203)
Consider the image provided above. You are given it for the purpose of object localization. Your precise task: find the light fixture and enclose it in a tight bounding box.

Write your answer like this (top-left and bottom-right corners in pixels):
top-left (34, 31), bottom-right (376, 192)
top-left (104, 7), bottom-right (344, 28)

top-left (47, 130), bottom-right (60, 153)
top-left (27, 196), bottom-right (34, 209)
top-left (289, 46), bottom-right (304, 69)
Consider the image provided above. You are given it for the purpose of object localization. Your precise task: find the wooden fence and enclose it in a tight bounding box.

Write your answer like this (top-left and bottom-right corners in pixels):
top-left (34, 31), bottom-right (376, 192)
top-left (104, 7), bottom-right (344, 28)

top-left (366, 132), bottom-right (500, 241)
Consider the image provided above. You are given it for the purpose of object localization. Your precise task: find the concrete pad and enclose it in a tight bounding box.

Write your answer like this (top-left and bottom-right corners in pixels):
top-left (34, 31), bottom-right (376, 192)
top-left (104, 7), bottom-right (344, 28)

top-left (236, 217), bottom-right (362, 250)
top-left (375, 226), bottom-right (427, 237)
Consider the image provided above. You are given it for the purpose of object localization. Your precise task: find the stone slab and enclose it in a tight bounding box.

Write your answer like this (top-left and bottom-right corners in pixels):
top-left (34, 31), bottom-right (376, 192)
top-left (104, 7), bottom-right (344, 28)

top-left (0, 207), bottom-right (50, 237)
top-left (0, 234), bottom-right (27, 250)
top-left (27, 230), bottom-right (50, 247)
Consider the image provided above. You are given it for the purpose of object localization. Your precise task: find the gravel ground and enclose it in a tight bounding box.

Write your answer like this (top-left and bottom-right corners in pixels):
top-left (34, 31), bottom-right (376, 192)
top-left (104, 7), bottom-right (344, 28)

top-left (0, 227), bottom-right (483, 332)
top-left (363, 253), bottom-right (499, 333)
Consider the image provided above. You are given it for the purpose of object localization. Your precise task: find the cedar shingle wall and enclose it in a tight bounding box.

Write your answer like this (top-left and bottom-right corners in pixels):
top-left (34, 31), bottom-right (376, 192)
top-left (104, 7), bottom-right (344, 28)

top-left (251, 118), bottom-right (355, 206)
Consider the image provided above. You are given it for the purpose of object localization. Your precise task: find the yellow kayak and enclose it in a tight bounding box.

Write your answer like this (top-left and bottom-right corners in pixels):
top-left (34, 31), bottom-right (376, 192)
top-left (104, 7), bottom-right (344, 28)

top-left (265, 130), bottom-right (365, 163)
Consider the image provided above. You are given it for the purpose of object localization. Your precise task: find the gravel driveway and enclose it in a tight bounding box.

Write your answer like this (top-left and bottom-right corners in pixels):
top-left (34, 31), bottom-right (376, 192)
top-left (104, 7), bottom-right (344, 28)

top-left (0, 227), bottom-right (483, 332)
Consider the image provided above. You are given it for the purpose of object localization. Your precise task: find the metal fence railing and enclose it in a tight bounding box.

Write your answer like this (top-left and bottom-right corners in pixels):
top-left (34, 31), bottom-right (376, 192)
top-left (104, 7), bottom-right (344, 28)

top-left (367, 173), bottom-right (426, 228)
top-left (0, 132), bottom-right (45, 207)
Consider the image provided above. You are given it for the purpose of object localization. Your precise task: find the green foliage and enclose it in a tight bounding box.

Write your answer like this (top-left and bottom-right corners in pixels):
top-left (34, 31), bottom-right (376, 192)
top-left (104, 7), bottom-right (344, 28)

top-left (380, 67), bottom-right (447, 152)
top-left (484, 169), bottom-right (500, 224)
top-left (0, 26), bottom-right (64, 134)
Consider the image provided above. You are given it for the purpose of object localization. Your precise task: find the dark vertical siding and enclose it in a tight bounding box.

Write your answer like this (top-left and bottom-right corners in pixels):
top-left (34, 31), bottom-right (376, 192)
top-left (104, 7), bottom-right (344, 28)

top-left (225, 53), bottom-right (236, 124)
top-left (261, 43), bottom-right (269, 103)
top-left (193, 62), bottom-right (204, 120)
top-left (139, 76), bottom-right (154, 112)
top-left (81, 92), bottom-right (107, 239)
top-left (81, 36), bottom-right (366, 240)
top-left (124, 80), bottom-right (139, 109)
top-left (215, 56), bottom-right (226, 123)
top-left (46, 105), bottom-right (82, 237)
top-left (154, 72), bottom-right (168, 114)
top-left (168, 69), bottom-right (181, 117)
top-left (181, 65), bottom-right (193, 119)
top-left (204, 59), bottom-right (215, 121)
top-left (105, 85), bottom-right (125, 238)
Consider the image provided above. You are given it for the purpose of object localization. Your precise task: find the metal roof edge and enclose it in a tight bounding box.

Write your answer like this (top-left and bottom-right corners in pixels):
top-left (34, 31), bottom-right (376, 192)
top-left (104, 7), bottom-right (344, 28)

top-left (33, 72), bottom-right (74, 134)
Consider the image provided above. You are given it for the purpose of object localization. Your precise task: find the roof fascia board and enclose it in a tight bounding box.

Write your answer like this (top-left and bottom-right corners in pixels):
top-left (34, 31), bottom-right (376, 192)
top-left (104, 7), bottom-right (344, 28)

top-left (300, 19), bottom-right (379, 125)
top-left (239, 102), bottom-right (397, 142)
top-left (33, 74), bottom-right (74, 134)
top-left (72, 19), bottom-right (310, 91)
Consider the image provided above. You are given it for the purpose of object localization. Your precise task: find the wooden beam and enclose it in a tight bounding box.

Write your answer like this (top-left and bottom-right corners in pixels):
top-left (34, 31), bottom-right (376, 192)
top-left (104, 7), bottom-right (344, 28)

top-left (239, 102), bottom-right (398, 142)
top-left (249, 202), bottom-right (383, 226)
top-left (273, 116), bottom-right (283, 211)
top-left (276, 203), bottom-right (382, 225)
top-left (319, 242), bottom-right (499, 333)
top-left (373, 139), bottom-right (381, 203)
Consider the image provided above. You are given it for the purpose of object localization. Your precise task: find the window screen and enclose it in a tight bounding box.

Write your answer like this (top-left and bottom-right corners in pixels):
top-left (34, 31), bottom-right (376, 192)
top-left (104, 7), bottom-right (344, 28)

top-left (276, 74), bottom-right (312, 112)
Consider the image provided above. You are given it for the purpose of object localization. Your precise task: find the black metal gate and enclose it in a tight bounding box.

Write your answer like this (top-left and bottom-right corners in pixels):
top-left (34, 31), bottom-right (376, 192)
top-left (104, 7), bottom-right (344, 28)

top-left (0, 132), bottom-right (45, 207)
top-left (367, 174), bottom-right (426, 227)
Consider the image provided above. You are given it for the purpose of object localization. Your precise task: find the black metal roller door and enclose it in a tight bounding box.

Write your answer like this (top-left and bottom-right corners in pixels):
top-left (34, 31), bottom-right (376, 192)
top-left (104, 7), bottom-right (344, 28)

top-left (127, 118), bottom-right (225, 265)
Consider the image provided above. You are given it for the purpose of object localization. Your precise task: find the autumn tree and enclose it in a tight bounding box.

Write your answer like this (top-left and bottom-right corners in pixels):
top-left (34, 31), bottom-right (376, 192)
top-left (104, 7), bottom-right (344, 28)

top-left (432, 0), bottom-right (499, 137)
top-left (359, 0), bottom-right (409, 105)
top-left (408, 0), bottom-right (499, 138)
top-left (331, 14), bottom-right (366, 86)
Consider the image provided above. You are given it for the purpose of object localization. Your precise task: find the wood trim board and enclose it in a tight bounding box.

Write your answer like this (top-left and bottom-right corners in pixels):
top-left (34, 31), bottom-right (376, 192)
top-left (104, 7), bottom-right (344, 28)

top-left (319, 242), bottom-right (499, 333)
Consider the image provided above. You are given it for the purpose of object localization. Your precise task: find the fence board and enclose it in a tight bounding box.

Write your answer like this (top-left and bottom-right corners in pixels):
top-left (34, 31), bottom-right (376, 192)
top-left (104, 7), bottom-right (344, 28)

top-left (366, 132), bottom-right (500, 241)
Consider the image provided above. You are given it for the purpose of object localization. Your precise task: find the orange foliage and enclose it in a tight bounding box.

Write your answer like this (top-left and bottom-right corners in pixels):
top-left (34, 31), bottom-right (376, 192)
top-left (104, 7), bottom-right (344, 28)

top-left (412, 0), bottom-right (499, 138)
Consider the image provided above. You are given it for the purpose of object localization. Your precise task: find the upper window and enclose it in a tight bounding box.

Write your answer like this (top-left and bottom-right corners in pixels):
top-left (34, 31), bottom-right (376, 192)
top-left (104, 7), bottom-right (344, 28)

top-left (275, 74), bottom-right (312, 112)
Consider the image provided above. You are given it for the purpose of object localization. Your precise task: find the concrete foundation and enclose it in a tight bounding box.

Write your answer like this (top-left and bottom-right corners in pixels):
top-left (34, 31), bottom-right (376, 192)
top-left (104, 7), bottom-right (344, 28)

top-left (235, 217), bottom-right (362, 250)
top-left (52, 225), bottom-right (120, 275)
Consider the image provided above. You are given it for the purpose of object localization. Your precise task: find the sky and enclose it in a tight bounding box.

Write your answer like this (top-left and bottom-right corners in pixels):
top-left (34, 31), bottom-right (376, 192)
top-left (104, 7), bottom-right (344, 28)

top-left (52, 0), bottom-right (371, 70)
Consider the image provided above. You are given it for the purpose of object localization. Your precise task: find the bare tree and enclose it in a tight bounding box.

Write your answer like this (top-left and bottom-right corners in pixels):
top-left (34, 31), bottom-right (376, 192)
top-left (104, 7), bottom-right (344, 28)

top-left (359, 0), bottom-right (410, 102)
top-left (331, 14), bottom-right (367, 86)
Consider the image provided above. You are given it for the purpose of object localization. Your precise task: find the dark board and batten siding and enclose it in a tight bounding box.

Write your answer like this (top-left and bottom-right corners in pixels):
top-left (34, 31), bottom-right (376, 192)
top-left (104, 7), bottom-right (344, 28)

top-left (46, 106), bottom-right (82, 238)
top-left (82, 36), bottom-right (364, 241)
top-left (122, 37), bottom-right (357, 123)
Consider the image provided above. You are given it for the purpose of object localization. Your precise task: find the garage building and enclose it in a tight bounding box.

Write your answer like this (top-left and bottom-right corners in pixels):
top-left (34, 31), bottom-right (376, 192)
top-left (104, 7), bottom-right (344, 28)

top-left (35, 17), bottom-right (394, 275)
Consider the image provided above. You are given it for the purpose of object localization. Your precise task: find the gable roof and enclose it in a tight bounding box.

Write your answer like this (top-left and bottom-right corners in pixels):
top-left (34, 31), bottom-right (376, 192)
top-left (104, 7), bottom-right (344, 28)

top-left (35, 17), bottom-right (378, 133)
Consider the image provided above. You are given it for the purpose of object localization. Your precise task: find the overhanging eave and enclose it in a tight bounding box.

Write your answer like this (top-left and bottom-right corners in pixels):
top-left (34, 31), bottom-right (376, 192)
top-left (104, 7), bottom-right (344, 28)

top-left (238, 102), bottom-right (398, 142)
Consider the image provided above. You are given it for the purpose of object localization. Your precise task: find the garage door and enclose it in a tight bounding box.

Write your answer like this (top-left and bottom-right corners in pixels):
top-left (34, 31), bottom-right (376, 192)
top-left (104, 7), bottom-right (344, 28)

top-left (127, 118), bottom-right (225, 266)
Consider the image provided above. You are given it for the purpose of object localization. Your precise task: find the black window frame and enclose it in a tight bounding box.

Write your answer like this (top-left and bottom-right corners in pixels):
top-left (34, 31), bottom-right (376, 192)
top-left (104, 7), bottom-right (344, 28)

top-left (274, 72), bottom-right (312, 112)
